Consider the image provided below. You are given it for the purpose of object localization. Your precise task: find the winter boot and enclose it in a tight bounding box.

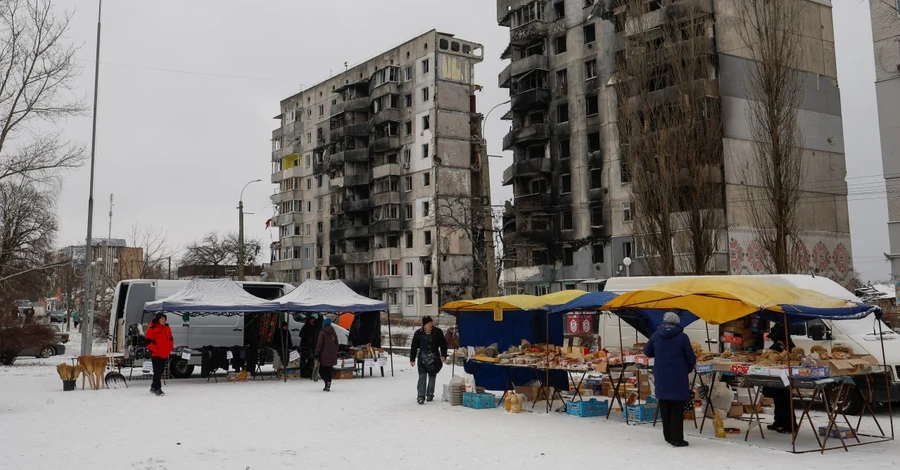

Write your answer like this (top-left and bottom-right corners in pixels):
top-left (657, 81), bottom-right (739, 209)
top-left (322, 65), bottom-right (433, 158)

top-left (154, 389), bottom-right (165, 396)
top-left (324, 382), bottom-right (331, 392)
top-left (417, 397), bottom-right (425, 405)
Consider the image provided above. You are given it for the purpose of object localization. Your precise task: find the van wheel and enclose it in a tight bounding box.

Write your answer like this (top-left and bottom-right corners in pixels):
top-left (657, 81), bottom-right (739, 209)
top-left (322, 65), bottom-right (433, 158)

top-left (169, 358), bottom-right (194, 378)
top-left (840, 388), bottom-right (863, 416)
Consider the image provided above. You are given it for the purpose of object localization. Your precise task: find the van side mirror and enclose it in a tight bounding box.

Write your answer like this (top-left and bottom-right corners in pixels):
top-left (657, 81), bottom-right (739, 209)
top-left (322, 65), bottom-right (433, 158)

top-left (808, 324), bottom-right (825, 341)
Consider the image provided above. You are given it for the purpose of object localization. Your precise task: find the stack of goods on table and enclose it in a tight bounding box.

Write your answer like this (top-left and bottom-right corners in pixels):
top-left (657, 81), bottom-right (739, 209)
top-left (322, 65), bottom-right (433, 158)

top-left (467, 340), bottom-right (614, 371)
top-left (694, 342), bottom-right (877, 378)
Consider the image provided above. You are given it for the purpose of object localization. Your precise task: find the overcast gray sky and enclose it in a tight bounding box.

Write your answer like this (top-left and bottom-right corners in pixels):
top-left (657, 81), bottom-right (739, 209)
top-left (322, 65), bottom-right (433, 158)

top-left (52, 0), bottom-right (891, 282)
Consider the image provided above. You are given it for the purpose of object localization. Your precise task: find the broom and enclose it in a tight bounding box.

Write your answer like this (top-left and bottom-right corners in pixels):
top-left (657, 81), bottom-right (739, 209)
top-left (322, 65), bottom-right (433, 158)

top-left (56, 363), bottom-right (83, 381)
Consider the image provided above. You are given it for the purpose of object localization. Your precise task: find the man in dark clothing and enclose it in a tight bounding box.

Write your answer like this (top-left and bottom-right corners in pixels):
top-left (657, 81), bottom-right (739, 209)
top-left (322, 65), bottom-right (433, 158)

top-left (764, 323), bottom-right (797, 434)
top-left (315, 318), bottom-right (339, 391)
top-left (270, 322), bottom-right (293, 371)
top-left (299, 316), bottom-right (317, 378)
top-left (409, 316), bottom-right (448, 405)
top-left (644, 312), bottom-right (696, 447)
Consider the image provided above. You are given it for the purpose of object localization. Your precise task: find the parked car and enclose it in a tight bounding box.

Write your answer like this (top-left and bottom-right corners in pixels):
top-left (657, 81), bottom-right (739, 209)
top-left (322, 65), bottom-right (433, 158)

top-left (48, 311), bottom-right (66, 323)
top-left (20, 340), bottom-right (66, 358)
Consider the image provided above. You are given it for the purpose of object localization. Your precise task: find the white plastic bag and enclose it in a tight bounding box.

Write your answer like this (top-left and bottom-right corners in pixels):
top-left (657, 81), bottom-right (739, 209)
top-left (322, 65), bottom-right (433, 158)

top-left (706, 382), bottom-right (732, 419)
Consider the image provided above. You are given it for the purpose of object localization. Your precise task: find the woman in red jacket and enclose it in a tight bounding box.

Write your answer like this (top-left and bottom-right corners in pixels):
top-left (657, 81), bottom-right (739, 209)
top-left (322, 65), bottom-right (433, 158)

top-left (145, 313), bottom-right (174, 396)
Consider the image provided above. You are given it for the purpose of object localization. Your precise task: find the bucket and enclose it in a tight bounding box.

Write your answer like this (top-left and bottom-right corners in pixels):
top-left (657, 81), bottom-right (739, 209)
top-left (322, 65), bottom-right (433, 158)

top-left (62, 380), bottom-right (76, 391)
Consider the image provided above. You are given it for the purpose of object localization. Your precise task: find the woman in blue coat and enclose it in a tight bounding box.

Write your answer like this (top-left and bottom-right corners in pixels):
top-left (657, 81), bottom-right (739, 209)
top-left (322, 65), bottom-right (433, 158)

top-left (644, 312), bottom-right (696, 447)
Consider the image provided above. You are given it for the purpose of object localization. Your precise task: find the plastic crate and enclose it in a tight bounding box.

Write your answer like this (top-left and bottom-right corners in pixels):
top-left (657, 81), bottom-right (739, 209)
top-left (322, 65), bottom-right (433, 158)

top-left (624, 403), bottom-right (658, 423)
top-left (566, 398), bottom-right (609, 418)
top-left (462, 392), bottom-right (497, 409)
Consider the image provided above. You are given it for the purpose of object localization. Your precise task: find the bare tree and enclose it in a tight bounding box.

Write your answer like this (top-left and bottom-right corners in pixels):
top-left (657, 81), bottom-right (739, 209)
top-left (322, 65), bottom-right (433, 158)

top-left (0, 179), bottom-right (58, 303)
top-left (181, 231), bottom-right (262, 273)
top-left (127, 224), bottom-right (174, 279)
top-left (435, 195), bottom-right (492, 298)
top-left (736, 0), bottom-right (805, 274)
top-left (0, 0), bottom-right (85, 184)
top-left (611, 1), bottom-right (724, 275)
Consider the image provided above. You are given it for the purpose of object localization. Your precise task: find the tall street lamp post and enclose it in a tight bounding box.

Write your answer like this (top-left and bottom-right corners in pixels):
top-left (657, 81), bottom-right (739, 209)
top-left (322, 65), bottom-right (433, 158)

top-left (238, 179), bottom-right (262, 281)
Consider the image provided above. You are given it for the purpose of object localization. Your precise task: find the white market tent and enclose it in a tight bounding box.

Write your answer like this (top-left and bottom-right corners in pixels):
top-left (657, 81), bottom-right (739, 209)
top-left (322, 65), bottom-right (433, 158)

top-left (276, 280), bottom-right (387, 312)
top-left (144, 278), bottom-right (280, 315)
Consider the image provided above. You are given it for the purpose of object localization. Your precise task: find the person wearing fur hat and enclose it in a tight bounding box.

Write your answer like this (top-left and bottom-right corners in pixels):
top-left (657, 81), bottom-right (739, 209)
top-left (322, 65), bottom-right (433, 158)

top-left (409, 316), bottom-right (448, 404)
top-left (145, 313), bottom-right (174, 396)
top-left (315, 317), bottom-right (340, 391)
top-left (644, 312), bottom-right (696, 447)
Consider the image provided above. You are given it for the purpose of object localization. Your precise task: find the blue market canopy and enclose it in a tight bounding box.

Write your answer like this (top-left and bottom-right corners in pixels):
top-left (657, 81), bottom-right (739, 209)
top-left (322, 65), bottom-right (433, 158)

top-left (143, 278), bottom-right (280, 315)
top-left (277, 280), bottom-right (387, 313)
top-left (549, 291), bottom-right (620, 314)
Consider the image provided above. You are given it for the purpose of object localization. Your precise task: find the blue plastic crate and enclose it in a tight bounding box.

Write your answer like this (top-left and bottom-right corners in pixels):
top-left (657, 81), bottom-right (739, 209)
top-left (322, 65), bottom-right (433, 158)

top-left (624, 403), bottom-right (658, 423)
top-left (566, 398), bottom-right (609, 418)
top-left (462, 392), bottom-right (497, 409)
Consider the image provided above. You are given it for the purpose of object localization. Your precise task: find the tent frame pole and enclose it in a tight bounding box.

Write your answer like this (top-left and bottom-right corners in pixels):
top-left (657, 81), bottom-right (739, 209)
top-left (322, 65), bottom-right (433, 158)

top-left (387, 309), bottom-right (394, 377)
top-left (784, 315), bottom-right (796, 453)
top-left (877, 318), bottom-right (893, 440)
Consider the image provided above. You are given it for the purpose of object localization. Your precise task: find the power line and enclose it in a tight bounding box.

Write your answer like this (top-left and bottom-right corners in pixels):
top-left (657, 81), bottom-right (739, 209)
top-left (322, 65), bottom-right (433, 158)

top-left (80, 58), bottom-right (301, 83)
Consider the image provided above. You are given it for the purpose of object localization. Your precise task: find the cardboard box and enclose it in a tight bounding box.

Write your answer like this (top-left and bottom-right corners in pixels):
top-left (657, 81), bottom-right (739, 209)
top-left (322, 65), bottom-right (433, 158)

top-left (816, 355), bottom-right (878, 376)
top-left (515, 385), bottom-right (547, 402)
top-left (333, 369), bottom-right (354, 380)
top-left (728, 403), bottom-right (744, 418)
top-left (743, 404), bottom-right (763, 414)
top-left (818, 426), bottom-right (856, 439)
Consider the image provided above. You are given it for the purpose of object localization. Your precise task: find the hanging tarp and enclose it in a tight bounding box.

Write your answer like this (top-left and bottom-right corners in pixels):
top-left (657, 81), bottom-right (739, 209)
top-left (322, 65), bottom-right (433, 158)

top-left (143, 279), bottom-right (280, 315)
top-left (549, 291), bottom-right (619, 314)
top-left (441, 291), bottom-right (588, 313)
top-left (600, 277), bottom-right (877, 325)
top-left (277, 280), bottom-right (386, 313)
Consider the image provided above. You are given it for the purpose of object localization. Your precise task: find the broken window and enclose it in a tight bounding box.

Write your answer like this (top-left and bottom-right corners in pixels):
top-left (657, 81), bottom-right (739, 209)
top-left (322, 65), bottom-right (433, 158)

top-left (422, 143), bottom-right (430, 159)
top-left (528, 145), bottom-right (544, 160)
top-left (590, 169), bottom-right (603, 189)
top-left (583, 24), bottom-right (596, 44)
top-left (406, 232), bottom-right (414, 248)
top-left (588, 132), bottom-right (601, 152)
top-left (423, 259), bottom-right (432, 274)
top-left (554, 34), bottom-right (567, 54)
top-left (422, 87), bottom-right (430, 102)
top-left (559, 139), bottom-right (570, 160)
top-left (404, 121), bottom-right (412, 135)
top-left (424, 287), bottom-right (433, 306)
top-left (556, 69), bottom-right (568, 96)
top-left (620, 160), bottom-right (631, 183)
top-left (584, 59), bottom-right (597, 80)
top-left (623, 202), bottom-right (633, 222)
top-left (405, 94), bottom-right (412, 107)
top-left (586, 95), bottom-right (599, 116)
top-left (423, 172), bottom-right (431, 187)
top-left (424, 231), bottom-right (432, 245)
top-left (591, 206), bottom-right (603, 226)
top-left (422, 59), bottom-right (430, 74)
top-left (405, 66), bottom-right (413, 81)
top-left (532, 249), bottom-right (550, 266)
top-left (563, 247), bottom-right (574, 266)
top-left (557, 103), bottom-right (569, 123)
top-left (404, 176), bottom-right (413, 192)
top-left (592, 243), bottom-right (604, 263)
top-left (405, 204), bottom-right (413, 219)
top-left (561, 211), bottom-right (573, 230)
top-left (554, 1), bottom-right (565, 19)
top-left (422, 116), bottom-right (430, 130)
top-left (560, 174), bottom-right (572, 194)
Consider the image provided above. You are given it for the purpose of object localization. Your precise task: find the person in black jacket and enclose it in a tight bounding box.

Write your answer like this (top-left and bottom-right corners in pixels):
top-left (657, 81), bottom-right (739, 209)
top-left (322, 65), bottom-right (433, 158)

top-left (298, 316), bottom-right (317, 378)
top-left (409, 316), bottom-right (447, 405)
top-left (764, 323), bottom-right (797, 434)
top-left (270, 322), bottom-right (293, 371)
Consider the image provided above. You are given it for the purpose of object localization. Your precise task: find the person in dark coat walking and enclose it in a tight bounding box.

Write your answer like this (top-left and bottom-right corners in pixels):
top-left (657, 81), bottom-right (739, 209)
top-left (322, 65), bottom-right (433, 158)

top-left (270, 322), bottom-right (293, 371)
top-left (644, 312), bottom-right (696, 447)
top-left (299, 316), bottom-right (317, 378)
top-left (764, 323), bottom-right (797, 434)
top-left (409, 316), bottom-right (447, 404)
top-left (315, 318), bottom-right (339, 391)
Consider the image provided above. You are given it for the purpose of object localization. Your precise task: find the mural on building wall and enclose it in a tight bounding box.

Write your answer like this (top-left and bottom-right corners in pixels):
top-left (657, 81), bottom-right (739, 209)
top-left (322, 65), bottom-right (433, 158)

top-left (728, 227), bottom-right (857, 290)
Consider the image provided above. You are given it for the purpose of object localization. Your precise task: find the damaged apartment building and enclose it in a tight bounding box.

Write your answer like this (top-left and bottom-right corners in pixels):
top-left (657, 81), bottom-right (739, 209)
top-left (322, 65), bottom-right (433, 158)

top-left (498, 0), bottom-right (854, 293)
top-left (269, 30), bottom-right (489, 317)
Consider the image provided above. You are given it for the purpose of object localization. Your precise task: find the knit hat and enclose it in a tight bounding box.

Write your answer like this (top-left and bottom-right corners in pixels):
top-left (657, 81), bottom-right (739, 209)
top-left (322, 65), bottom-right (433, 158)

top-left (422, 316), bottom-right (434, 327)
top-left (323, 318), bottom-right (332, 327)
top-left (663, 311), bottom-right (680, 325)
top-left (153, 312), bottom-right (167, 323)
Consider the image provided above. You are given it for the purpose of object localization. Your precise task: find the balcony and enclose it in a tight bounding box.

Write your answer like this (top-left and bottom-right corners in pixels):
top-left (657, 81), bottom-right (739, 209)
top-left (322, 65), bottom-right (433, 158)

top-left (343, 97), bottom-right (370, 112)
top-left (499, 64), bottom-right (511, 88)
top-left (329, 254), bottom-right (345, 266)
top-left (344, 251), bottom-right (370, 264)
top-left (499, 54), bottom-right (550, 89)
top-left (369, 108), bottom-right (401, 127)
top-left (329, 227), bottom-right (346, 239)
top-left (275, 212), bottom-right (302, 226)
top-left (346, 123), bottom-right (369, 137)
top-left (332, 148), bottom-right (368, 164)
top-left (502, 123), bottom-right (551, 150)
top-left (502, 158), bottom-right (552, 185)
top-left (344, 174), bottom-right (369, 187)
top-left (507, 229), bottom-right (554, 246)
top-left (513, 192), bottom-right (552, 209)
top-left (373, 163), bottom-right (400, 180)
top-left (372, 277), bottom-right (404, 289)
top-left (342, 198), bottom-right (371, 213)
top-left (510, 20), bottom-right (549, 45)
top-left (372, 247), bottom-right (401, 261)
top-left (371, 219), bottom-right (402, 234)
top-left (589, 150), bottom-right (603, 167)
top-left (510, 88), bottom-right (551, 111)
top-left (279, 235), bottom-right (304, 248)
top-left (369, 82), bottom-right (401, 100)
top-left (372, 191), bottom-right (401, 207)
top-left (270, 189), bottom-right (303, 204)
top-left (344, 225), bottom-right (370, 239)
top-left (372, 136), bottom-right (402, 153)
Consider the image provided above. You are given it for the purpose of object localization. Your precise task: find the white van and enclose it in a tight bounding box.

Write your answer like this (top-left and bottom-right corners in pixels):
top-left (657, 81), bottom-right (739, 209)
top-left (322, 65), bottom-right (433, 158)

top-left (107, 279), bottom-right (348, 378)
top-left (599, 274), bottom-right (899, 413)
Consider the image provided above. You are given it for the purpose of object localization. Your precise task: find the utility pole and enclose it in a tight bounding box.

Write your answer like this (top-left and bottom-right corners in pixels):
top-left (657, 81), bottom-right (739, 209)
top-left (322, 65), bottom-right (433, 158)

top-left (81, 0), bottom-right (103, 356)
top-left (481, 100), bottom-right (510, 297)
top-left (238, 179), bottom-right (262, 281)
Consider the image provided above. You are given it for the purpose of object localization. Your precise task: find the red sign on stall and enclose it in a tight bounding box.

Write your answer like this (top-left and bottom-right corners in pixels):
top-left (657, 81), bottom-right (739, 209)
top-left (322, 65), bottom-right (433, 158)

top-left (566, 313), bottom-right (594, 335)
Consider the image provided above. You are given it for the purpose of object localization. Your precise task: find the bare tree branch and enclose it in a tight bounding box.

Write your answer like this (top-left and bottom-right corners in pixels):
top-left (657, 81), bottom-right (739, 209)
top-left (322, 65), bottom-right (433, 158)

top-left (127, 224), bottom-right (174, 279)
top-left (736, 0), bottom-right (805, 274)
top-left (0, 0), bottom-right (85, 184)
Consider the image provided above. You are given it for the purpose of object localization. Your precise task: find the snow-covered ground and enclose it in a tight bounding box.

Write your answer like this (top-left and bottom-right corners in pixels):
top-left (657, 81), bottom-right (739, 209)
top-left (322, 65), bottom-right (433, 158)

top-left (1, 335), bottom-right (898, 469)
